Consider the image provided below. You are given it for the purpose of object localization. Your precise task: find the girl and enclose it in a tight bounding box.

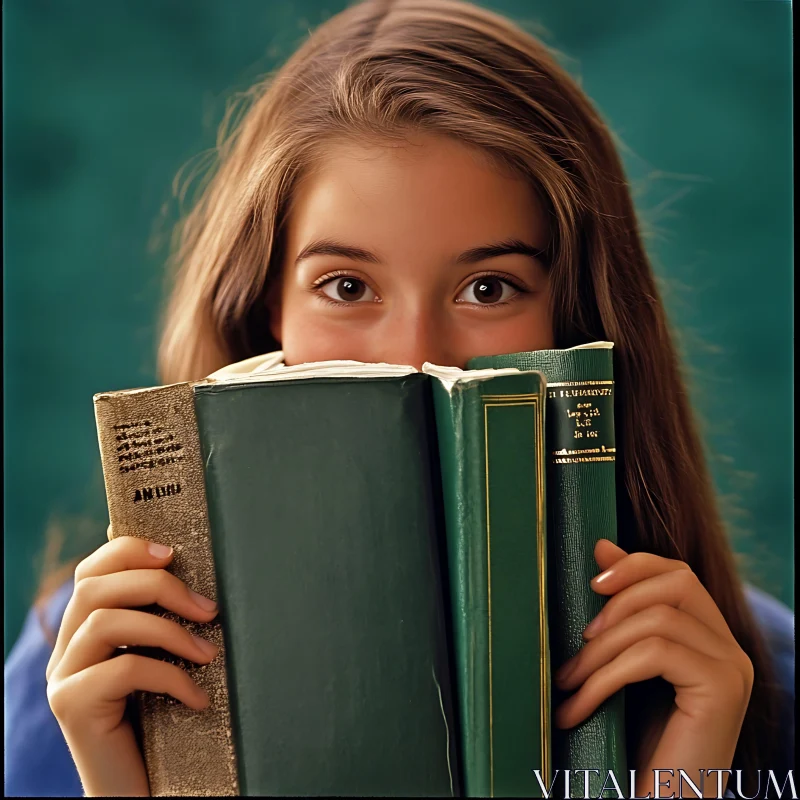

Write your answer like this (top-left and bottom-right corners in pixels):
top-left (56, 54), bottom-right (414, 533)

top-left (7, 0), bottom-right (793, 796)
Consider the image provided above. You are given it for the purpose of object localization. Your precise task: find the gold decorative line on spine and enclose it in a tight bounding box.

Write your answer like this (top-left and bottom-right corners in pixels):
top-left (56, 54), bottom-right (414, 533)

top-left (480, 393), bottom-right (541, 401)
top-left (554, 455), bottom-right (616, 464)
top-left (534, 394), bottom-right (550, 789)
top-left (552, 447), bottom-right (615, 456)
top-left (546, 380), bottom-right (613, 387)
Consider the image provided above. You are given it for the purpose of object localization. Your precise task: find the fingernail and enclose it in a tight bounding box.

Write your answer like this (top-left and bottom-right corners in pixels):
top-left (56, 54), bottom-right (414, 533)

top-left (591, 568), bottom-right (614, 586)
top-left (192, 635), bottom-right (219, 659)
top-left (583, 614), bottom-right (604, 638)
top-left (555, 656), bottom-right (578, 685)
top-left (189, 589), bottom-right (218, 612)
top-left (148, 543), bottom-right (173, 559)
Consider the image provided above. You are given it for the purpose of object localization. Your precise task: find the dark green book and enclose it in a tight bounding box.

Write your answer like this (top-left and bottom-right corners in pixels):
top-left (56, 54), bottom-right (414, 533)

top-left (94, 356), bottom-right (550, 797)
top-left (426, 365), bottom-right (551, 797)
top-left (95, 359), bottom-right (458, 796)
top-left (469, 343), bottom-right (628, 799)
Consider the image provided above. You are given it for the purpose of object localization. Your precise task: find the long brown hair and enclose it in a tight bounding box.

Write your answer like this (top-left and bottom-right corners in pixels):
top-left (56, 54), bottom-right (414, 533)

top-left (47, 0), bottom-right (785, 786)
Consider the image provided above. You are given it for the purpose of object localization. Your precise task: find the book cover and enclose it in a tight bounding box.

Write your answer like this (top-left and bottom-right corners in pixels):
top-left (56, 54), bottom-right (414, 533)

top-left (95, 360), bottom-right (459, 796)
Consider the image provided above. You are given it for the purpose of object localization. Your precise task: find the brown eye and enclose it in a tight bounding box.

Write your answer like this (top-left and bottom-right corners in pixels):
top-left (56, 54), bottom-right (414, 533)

top-left (474, 277), bottom-right (502, 303)
top-left (320, 276), bottom-right (377, 303)
top-left (456, 276), bottom-right (519, 305)
top-left (337, 278), bottom-right (365, 301)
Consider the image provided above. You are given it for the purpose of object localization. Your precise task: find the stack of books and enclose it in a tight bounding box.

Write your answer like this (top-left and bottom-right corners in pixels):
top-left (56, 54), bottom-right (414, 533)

top-left (94, 343), bottom-right (626, 798)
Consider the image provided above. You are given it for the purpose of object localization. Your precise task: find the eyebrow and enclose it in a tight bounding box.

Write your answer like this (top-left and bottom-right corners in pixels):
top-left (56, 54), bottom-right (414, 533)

top-left (294, 237), bottom-right (549, 267)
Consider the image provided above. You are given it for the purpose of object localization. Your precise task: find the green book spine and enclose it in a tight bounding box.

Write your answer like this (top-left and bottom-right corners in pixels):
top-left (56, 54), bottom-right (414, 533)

top-left (431, 372), bottom-right (551, 798)
top-left (469, 345), bottom-right (627, 799)
top-left (193, 375), bottom-right (459, 797)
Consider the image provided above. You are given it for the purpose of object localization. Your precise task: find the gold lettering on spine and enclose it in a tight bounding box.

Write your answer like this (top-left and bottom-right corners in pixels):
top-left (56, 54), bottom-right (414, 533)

top-left (483, 395), bottom-right (550, 797)
top-left (94, 384), bottom-right (238, 796)
top-left (550, 379), bottom-right (615, 460)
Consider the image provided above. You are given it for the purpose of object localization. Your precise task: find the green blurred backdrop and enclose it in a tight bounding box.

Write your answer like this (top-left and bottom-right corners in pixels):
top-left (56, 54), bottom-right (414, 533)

top-left (3, 0), bottom-right (792, 658)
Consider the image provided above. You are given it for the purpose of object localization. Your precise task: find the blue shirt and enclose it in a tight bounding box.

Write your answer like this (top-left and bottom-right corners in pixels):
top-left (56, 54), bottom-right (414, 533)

top-left (4, 578), bottom-right (795, 797)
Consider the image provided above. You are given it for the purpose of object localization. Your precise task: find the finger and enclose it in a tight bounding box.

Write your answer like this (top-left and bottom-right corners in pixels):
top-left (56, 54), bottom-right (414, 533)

top-left (556, 604), bottom-right (735, 692)
top-left (52, 608), bottom-right (219, 681)
top-left (48, 536), bottom-right (178, 681)
top-left (590, 549), bottom-right (690, 595)
top-left (584, 566), bottom-right (734, 644)
top-left (75, 534), bottom-right (175, 583)
top-left (555, 637), bottom-right (743, 729)
top-left (593, 538), bottom-right (628, 573)
top-left (47, 569), bottom-right (218, 682)
top-left (49, 654), bottom-right (210, 726)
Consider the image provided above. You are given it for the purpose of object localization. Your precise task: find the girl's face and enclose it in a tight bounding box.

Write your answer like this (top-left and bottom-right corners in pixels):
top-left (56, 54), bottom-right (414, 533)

top-left (273, 132), bottom-right (554, 369)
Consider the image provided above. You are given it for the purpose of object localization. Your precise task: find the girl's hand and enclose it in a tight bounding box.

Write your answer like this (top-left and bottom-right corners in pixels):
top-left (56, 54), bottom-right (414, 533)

top-left (553, 539), bottom-right (754, 799)
top-left (45, 531), bottom-right (221, 797)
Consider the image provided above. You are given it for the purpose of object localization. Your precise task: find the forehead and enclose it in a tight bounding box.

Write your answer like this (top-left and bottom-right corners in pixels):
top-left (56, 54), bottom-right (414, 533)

top-left (284, 133), bottom-right (548, 255)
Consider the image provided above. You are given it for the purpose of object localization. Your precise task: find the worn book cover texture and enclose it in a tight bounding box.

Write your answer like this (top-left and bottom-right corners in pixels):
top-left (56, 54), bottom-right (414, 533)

top-left (94, 383), bottom-right (238, 796)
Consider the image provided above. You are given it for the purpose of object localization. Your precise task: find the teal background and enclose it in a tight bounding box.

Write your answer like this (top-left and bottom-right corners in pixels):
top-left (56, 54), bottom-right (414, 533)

top-left (3, 0), bottom-right (792, 657)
